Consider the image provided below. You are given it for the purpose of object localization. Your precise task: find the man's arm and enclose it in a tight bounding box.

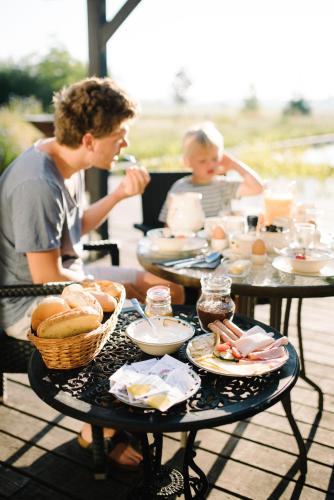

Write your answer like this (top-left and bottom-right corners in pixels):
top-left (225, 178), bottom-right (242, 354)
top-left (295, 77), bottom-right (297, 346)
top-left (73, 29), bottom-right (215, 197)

top-left (219, 152), bottom-right (263, 197)
top-left (26, 249), bottom-right (86, 284)
top-left (81, 166), bottom-right (150, 235)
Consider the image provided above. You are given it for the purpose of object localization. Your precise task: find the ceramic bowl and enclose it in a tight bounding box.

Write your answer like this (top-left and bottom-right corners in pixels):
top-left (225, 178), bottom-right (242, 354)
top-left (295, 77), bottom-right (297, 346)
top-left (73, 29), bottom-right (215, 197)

top-left (125, 316), bottom-right (194, 356)
top-left (147, 228), bottom-right (207, 254)
top-left (286, 249), bottom-right (334, 273)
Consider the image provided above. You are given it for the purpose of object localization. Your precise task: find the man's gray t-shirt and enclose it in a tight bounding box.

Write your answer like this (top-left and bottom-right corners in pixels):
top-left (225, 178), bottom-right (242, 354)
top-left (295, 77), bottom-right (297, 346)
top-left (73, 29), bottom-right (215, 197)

top-left (159, 175), bottom-right (240, 223)
top-left (0, 143), bottom-right (84, 329)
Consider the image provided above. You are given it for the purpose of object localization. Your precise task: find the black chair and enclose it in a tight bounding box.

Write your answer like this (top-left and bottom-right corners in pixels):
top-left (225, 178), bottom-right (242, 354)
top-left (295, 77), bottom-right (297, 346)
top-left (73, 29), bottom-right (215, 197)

top-left (0, 240), bottom-right (119, 402)
top-left (134, 171), bottom-right (188, 234)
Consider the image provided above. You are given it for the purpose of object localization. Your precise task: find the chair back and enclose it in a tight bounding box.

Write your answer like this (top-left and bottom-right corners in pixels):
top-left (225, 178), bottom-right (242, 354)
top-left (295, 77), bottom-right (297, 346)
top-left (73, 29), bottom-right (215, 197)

top-left (134, 171), bottom-right (187, 234)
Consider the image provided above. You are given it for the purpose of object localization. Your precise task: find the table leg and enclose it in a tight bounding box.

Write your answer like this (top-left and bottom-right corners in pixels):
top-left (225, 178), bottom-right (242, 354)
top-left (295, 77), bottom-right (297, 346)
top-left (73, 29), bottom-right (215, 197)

top-left (269, 298), bottom-right (308, 476)
top-left (296, 299), bottom-right (324, 411)
top-left (91, 425), bottom-right (107, 480)
top-left (281, 393), bottom-right (307, 477)
top-left (132, 433), bottom-right (184, 499)
top-left (269, 297), bottom-right (282, 331)
top-left (183, 429), bottom-right (209, 499)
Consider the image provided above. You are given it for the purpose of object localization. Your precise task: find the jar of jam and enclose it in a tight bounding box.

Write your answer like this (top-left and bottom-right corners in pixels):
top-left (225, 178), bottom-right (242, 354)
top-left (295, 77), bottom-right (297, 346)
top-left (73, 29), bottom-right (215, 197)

top-left (145, 285), bottom-right (173, 317)
top-left (196, 274), bottom-right (235, 332)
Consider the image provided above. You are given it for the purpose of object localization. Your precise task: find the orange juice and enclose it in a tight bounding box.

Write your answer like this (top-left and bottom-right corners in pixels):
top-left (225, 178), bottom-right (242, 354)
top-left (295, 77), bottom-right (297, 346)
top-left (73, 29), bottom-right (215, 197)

top-left (264, 194), bottom-right (293, 225)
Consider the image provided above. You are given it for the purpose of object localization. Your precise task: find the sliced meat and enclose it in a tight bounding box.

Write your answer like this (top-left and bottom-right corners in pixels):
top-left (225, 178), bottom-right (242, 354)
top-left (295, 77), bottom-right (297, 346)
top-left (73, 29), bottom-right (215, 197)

top-left (267, 336), bottom-right (289, 348)
top-left (234, 332), bottom-right (274, 357)
top-left (247, 346), bottom-right (286, 360)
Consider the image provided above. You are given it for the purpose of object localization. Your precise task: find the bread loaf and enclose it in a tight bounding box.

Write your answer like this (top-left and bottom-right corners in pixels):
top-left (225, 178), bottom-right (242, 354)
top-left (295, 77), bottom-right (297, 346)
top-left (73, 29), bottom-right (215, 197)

top-left (37, 306), bottom-right (101, 339)
top-left (31, 296), bottom-right (70, 331)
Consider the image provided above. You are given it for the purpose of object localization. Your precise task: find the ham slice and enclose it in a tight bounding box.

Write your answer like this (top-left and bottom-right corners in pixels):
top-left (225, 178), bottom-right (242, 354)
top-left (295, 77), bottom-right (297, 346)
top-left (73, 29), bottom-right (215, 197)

top-left (234, 332), bottom-right (274, 357)
top-left (247, 346), bottom-right (286, 360)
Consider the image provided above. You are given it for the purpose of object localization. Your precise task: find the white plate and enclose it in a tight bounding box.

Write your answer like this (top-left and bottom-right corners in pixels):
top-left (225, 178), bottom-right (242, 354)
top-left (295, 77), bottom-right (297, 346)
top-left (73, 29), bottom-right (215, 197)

top-left (114, 368), bottom-right (201, 408)
top-left (186, 333), bottom-right (289, 377)
top-left (272, 256), bottom-right (334, 277)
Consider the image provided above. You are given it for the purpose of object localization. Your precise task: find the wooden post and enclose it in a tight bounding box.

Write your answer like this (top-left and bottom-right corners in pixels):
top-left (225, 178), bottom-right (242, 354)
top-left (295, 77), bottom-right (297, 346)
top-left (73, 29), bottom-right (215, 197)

top-left (86, 0), bottom-right (142, 239)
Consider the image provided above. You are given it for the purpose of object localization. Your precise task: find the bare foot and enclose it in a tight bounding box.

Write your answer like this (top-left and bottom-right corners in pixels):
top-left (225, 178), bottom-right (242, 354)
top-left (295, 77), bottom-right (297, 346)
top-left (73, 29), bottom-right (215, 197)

top-left (79, 424), bottom-right (142, 466)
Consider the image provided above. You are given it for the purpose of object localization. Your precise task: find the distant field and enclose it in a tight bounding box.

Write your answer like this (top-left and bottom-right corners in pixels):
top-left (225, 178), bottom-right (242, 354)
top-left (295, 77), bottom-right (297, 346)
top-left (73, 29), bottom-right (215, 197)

top-left (128, 111), bottom-right (334, 179)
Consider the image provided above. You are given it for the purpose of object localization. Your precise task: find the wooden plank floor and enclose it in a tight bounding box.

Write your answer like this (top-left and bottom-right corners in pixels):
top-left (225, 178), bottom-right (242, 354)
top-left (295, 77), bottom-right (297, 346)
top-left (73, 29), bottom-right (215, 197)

top-left (0, 297), bottom-right (333, 499)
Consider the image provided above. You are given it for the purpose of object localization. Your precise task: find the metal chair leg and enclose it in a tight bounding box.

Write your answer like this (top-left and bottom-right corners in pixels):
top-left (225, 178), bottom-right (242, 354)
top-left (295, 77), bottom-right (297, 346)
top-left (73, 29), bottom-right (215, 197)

top-left (0, 374), bottom-right (7, 403)
top-left (91, 425), bottom-right (107, 480)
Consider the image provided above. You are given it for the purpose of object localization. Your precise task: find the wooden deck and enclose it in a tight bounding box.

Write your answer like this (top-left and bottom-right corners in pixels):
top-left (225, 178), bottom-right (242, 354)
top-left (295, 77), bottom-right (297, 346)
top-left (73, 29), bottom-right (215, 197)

top-left (0, 296), bottom-right (333, 499)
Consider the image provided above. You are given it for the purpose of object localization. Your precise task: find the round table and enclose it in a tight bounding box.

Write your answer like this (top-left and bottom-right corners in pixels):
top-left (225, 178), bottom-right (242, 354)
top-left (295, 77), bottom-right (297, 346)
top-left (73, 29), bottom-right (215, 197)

top-left (137, 238), bottom-right (334, 409)
top-left (28, 306), bottom-right (306, 499)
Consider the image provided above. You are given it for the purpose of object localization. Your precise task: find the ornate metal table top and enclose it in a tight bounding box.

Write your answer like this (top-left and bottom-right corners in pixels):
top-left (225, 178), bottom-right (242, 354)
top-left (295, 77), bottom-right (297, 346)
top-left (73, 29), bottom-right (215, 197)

top-left (28, 306), bottom-right (299, 434)
top-left (137, 238), bottom-right (334, 299)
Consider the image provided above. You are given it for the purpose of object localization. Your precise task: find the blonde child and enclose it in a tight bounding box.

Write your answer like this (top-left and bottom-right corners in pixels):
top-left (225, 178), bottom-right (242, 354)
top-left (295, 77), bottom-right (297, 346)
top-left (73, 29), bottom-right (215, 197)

top-left (159, 122), bottom-right (263, 222)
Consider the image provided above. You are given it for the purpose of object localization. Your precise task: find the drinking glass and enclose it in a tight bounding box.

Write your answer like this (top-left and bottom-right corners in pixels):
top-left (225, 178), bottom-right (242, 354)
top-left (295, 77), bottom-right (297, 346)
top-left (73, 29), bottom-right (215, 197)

top-left (264, 183), bottom-right (294, 226)
top-left (293, 222), bottom-right (316, 252)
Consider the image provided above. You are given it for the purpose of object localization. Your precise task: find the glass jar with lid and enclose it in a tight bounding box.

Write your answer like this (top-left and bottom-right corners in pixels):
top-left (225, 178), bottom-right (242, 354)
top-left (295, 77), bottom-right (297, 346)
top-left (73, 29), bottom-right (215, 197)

top-left (145, 285), bottom-right (173, 317)
top-left (196, 274), bottom-right (235, 332)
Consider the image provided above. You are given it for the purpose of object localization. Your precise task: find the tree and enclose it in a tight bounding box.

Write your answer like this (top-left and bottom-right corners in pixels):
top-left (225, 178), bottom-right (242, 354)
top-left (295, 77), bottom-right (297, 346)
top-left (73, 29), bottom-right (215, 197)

top-left (0, 47), bottom-right (86, 111)
top-left (242, 84), bottom-right (259, 112)
top-left (172, 68), bottom-right (192, 106)
top-left (283, 97), bottom-right (311, 116)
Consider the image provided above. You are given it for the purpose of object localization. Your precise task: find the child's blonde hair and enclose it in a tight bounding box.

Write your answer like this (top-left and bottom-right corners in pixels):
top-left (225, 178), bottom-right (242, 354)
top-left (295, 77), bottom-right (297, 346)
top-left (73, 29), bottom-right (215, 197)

top-left (182, 122), bottom-right (224, 157)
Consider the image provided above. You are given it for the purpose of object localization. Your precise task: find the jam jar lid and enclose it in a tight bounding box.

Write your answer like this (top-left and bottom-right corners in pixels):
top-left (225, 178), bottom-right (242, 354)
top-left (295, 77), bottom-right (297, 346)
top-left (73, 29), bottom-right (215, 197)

top-left (146, 285), bottom-right (171, 302)
top-left (200, 274), bottom-right (232, 293)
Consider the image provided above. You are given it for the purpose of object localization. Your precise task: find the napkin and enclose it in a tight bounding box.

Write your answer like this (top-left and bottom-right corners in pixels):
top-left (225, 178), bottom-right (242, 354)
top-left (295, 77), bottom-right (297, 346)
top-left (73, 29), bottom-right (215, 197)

top-left (187, 257), bottom-right (221, 269)
top-left (109, 355), bottom-right (197, 412)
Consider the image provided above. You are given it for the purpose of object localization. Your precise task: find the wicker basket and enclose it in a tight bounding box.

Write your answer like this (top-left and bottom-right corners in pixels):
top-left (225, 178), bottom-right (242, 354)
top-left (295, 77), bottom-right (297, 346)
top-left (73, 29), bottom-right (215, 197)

top-left (27, 283), bottom-right (125, 370)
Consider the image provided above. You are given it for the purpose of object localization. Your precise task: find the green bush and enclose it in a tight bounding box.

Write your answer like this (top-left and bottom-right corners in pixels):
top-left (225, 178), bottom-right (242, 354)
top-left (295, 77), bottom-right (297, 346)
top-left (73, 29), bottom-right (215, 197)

top-left (0, 108), bottom-right (41, 174)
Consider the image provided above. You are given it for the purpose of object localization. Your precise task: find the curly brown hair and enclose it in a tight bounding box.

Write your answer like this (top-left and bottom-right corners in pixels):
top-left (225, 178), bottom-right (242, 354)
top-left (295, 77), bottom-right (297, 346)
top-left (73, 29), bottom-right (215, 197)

top-left (53, 77), bottom-right (137, 147)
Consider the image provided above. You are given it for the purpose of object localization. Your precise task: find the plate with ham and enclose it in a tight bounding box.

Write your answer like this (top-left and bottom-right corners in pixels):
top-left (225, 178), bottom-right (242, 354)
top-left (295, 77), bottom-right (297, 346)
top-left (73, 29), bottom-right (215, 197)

top-left (186, 319), bottom-right (289, 377)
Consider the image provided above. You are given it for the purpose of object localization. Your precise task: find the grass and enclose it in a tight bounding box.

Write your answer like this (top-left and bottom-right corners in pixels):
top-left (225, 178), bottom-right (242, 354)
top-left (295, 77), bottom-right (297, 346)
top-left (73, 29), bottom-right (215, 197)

top-left (128, 110), bottom-right (334, 178)
top-left (1, 106), bottom-right (334, 179)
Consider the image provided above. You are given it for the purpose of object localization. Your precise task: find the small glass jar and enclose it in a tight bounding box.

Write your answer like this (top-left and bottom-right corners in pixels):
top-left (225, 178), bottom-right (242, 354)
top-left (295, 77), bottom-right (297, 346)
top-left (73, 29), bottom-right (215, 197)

top-left (145, 285), bottom-right (173, 317)
top-left (196, 274), bottom-right (235, 332)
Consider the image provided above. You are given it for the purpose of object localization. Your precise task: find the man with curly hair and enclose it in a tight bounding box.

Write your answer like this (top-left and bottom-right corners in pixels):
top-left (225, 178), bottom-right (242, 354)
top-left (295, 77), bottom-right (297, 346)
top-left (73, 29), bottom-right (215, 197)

top-left (0, 77), bottom-right (183, 469)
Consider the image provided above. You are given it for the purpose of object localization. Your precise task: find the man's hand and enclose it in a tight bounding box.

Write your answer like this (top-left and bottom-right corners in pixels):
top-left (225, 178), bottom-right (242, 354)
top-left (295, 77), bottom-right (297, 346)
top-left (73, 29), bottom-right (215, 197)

top-left (115, 166), bottom-right (150, 200)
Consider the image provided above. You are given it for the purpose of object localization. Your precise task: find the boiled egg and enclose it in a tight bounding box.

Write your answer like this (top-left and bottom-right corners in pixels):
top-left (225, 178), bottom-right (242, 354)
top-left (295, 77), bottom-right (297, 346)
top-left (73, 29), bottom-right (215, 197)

top-left (212, 225), bottom-right (226, 240)
top-left (252, 238), bottom-right (266, 255)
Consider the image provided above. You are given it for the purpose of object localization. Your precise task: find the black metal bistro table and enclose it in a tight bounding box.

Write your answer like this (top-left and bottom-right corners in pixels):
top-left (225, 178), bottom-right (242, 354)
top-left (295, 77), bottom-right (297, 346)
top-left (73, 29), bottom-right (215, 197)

top-left (28, 306), bottom-right (305, 499)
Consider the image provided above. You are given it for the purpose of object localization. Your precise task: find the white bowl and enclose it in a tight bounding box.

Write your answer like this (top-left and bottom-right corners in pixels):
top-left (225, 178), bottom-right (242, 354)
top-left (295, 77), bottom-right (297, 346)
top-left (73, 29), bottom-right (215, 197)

top-left (147, 228), bottom-right (207, 254)
top-left (125, 316), bottom-right (194, 356)
top-left (287, 249), bottom-right (334, 273)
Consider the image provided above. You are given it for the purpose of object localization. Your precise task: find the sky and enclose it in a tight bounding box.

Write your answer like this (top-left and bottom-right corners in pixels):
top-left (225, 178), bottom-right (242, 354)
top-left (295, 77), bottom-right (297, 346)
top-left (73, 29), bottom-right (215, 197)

top-left (1, 0), bottom-right (334, 106)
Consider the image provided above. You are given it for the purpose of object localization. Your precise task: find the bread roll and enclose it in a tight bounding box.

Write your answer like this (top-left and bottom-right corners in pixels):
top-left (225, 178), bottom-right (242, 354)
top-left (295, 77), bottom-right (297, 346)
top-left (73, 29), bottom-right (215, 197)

top-left (37, 306), bottom-right (101, 339)
top-left (81, 281), bottom-right (101, 291)
top-left (98, 281), bottom-right (123, 299)
top-left (31, 296), bottom-right (70, 331)
top-left (61, 288), bottom-right (103, 321)
top-left (89, 290), bottom-right (118, 312)
top-left (61, 283), bottom-right (84, 295)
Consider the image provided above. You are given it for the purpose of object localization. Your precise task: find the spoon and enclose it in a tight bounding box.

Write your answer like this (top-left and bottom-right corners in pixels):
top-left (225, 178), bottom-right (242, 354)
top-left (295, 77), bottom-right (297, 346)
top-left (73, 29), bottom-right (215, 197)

top-left (130, 298), bottom-right (158, 334)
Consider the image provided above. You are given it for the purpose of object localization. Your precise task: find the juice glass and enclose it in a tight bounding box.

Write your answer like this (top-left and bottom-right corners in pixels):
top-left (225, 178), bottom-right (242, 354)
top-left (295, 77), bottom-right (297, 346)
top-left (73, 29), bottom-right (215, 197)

top-left (264, 184), bottom-right (294, 226)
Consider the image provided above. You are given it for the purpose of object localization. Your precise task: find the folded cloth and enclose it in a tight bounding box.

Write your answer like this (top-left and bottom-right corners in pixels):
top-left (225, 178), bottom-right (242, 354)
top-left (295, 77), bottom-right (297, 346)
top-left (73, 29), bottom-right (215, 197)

top-left (187, 257), bottom-right (221, 269)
